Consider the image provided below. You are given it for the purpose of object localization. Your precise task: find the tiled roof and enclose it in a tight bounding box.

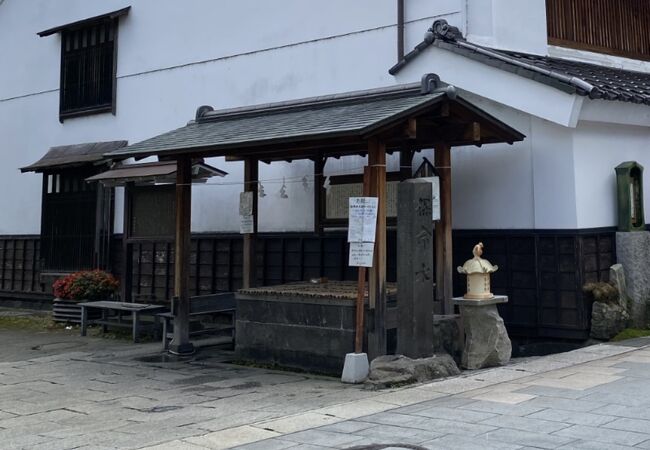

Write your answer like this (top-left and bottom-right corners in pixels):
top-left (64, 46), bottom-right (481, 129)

top-left (108, 89), bottom-right (447, 159)
top-left (390, 20), bottom-right (650, 106)
top-left (21, 140), bottom-right (127, 173)
top-left (108, 80), bottom-right (526, 161)
top-left (503, 52), bottom-right (650, 104)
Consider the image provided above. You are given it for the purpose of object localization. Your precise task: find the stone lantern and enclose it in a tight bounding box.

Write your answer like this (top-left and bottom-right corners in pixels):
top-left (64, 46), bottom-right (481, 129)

top-left (457, 242), bottom-right (498, 300)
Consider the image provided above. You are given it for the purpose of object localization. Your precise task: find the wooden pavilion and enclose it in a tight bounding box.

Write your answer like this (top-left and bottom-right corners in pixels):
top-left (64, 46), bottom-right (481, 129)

top-left (107, 74), bottom-right (524, 360)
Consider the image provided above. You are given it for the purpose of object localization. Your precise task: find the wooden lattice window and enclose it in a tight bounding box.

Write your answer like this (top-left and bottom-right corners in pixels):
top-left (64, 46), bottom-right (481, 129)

top-left (59, 19), bottom-right (118, 119)
top-left (41, 169), bottom-right (99, 271)
top-left (546, 0), bottom-right (650, 61)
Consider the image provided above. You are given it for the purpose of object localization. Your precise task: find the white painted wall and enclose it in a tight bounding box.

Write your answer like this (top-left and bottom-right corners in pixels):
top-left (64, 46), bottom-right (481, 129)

top-left (0, 0), bottom-right (461, 235)
top-left (466, 0), bottom-right (548, 55)
top-left (530, 118), bottom-right (578, 229)
top-left (450, 92), bottom-right (535, 230)
top-left (573, 122), bottom-right (650, 229)
top-left (2, 0), bottom-right (649, 237)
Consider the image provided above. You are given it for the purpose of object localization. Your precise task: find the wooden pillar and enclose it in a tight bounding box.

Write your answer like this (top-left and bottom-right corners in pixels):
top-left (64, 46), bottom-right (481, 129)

top-left (121, 182), bottom-right (133, 302)
top-left (367, 138), bottom-right (387, 360)
top-left (243, 158), bottom-right (258, 289)
top-left (434, 143), bottom-right (453, 314)
top-left (399, 149), bottom-right (414, 180)
top-left (169, 156), bottom-right (194, 355)
top-left (314, 152), bottom-right (325, 234)
top-left (93, 183), bottom-right (104, 269)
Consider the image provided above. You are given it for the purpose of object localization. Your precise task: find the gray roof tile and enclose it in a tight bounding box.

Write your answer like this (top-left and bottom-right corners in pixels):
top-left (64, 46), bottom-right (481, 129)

top-left (109, 92), bottom-right (445, 159)
top-left (21, 140), bottom-right (127, 173)
top-left (390, 19), bottom-right (650, 106)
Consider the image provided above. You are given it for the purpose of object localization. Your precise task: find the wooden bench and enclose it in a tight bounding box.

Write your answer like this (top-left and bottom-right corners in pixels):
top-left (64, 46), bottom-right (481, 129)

top-left (79, 301), bottom-right (169, 343)
top-left (158, 293), bottom-right (236, 350)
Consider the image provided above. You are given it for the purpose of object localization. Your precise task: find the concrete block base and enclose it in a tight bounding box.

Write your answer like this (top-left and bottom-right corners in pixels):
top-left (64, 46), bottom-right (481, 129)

top-left (341, 352), bottom-right (369, 384)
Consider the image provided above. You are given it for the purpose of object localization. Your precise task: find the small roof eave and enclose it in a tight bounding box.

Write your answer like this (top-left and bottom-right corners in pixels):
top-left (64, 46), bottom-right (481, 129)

top-left (37, 6), bottom-right (131, 37)
top-left (21, 140), bottom-right (128, 173)
top-left (85, 160), bottom-right (227, 186)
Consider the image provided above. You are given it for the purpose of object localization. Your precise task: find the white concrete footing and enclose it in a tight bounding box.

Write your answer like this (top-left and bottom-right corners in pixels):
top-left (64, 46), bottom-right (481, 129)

top-left (341, 352), bottom-right (369, 384)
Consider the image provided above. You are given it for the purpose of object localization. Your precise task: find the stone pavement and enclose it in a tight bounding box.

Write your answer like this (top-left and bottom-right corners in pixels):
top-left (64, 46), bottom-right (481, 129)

top-left (1, 323), bottom-right (650, 450)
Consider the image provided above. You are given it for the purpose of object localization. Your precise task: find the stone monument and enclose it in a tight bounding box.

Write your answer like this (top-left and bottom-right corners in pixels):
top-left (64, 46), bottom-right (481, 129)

top-left (396, 179), bottom-right (434, 358)
top-left (453, 243), bottom-right (511, 370)
top-left (616, 233), bottom-right (650, 327)
top-left (615, 161), bottom-right (650, 328)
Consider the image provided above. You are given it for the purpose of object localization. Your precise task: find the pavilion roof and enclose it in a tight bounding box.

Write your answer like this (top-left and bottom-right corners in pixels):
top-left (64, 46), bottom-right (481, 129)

top-left (107, 76), bottom-right (525, 163)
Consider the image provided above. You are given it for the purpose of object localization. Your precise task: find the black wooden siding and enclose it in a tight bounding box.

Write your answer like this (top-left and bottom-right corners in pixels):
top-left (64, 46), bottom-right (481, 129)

top-left (0, 236), bottom-right (43, 295)
top-left (0, 230), bottom-right (614, 340)
top-left (453, 231), bottom-right (615, 339)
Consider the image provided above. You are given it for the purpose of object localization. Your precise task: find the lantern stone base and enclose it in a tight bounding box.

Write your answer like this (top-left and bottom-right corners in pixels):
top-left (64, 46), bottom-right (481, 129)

top-left (453, 296), bottom-right (512, 370)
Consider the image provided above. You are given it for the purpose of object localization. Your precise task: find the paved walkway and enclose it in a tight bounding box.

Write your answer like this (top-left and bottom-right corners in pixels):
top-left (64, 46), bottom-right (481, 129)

top-left (1, 322), bottom-right (650, 450)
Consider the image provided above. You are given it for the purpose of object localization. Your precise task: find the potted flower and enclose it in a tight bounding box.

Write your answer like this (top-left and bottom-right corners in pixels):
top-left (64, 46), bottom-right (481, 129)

top-left (52, 270), bottom-right (119, 323)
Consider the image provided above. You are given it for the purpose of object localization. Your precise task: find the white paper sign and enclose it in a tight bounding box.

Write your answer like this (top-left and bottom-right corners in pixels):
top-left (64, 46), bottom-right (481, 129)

top-left (239, 191), bottom-right (253, 216)
top-left (347, 197), bottom-right (378, 243)
top-left (421, 177), bottom-right (441, 221)
top-left (239, 214), bottom-right (254, 234)
top-left (349, 242), bottom-right (375, 267)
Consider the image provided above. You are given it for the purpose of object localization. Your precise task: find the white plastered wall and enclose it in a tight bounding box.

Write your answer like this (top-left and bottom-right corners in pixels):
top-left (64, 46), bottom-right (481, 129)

top-left (0, 0), bottom-right (463, 235)
top-left (573, 122), bottom-right (650, 229)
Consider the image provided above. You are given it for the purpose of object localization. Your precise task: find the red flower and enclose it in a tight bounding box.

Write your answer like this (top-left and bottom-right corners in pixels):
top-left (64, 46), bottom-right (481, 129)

top-left (53, 270), bottom-right (119, 301)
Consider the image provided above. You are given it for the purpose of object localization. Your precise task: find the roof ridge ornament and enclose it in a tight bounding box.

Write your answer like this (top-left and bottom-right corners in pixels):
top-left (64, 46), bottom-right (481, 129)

top-left (430, 19), bottom-right (463, 42)
top-left (420, 73), bottom-right (440, 93)
top-left (195, 105), bottom-right (214, 121)
top-left (420, 73), bottom-right (458, 99)
top-left (389, 19), bottom-right (464, 76)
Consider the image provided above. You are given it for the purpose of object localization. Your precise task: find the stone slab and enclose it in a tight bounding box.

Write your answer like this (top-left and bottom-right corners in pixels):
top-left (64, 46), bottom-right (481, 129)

top-left (452, 295), bottom-right (508, 306)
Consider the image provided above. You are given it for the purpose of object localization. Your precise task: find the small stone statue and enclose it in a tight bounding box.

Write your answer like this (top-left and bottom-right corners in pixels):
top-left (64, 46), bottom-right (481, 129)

top-left (457, 242), bottom-right (498, 299)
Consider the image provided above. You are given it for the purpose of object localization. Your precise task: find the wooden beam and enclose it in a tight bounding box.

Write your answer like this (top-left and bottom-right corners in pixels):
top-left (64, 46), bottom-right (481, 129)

top-left (169, 156), bottom-right (194, 355)
top-left (242, 158), bottom-right (258, 289)
top-left (121, 182), bottom-right (133, 302)
top-left (355, 166), bottom-right (372, 354)
top-left (367, 138), bottom-right (387, 360)
top-left (399, 149), bottom-right (414, 180)
top-left (434, 143), bottom-right (453, 314)
top-left (314, 152), bottom-right (325, 234)
top-left (411, 121), bottom-right (481, 142)
top-left (405, 118), bottom-right (417, 139)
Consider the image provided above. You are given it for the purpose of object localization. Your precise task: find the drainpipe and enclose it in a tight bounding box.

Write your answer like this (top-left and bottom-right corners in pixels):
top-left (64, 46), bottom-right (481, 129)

top-left (397, 0), bottom-right (405, 62)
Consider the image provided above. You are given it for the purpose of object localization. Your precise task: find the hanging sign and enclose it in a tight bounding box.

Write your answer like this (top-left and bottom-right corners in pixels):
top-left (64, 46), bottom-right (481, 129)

top-left (347, 197), bottom-right (378, 243)
top-left (239, 192), bottom-right (253, 215)
top-left (348, 197), bottom-right (378, 267)
top-left (239, 215), bottom-right (254, 234)
top-left (349, 242), bottom-right (375, 267)
top-left (239, 192), bottom-right (254, 234)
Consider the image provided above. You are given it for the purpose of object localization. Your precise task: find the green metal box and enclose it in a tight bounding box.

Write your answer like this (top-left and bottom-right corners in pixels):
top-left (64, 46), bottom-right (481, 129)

top-left (615, 161), bottom-right (645, 231)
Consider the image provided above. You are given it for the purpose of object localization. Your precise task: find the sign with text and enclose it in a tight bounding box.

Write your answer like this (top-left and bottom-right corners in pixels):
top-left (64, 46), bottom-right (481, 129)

top-left (326, 181), bottom-right (399, 219)
top-left (348, 197), bottom-right (378, 267)
top-left (239, 214), bottom-right (254, 234)
top-left (349, 242), bottom-right (375, 267)
top-left (347, 197), bottom-right (378, 243)
top-left (420, 177), bottom-right (441, 221)
top-left (239, 191), bottom-right (253, 216)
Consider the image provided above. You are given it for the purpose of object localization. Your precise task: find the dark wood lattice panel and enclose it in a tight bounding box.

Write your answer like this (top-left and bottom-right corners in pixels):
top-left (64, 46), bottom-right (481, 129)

top-left (547, 0), bottom-right (650, 61)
